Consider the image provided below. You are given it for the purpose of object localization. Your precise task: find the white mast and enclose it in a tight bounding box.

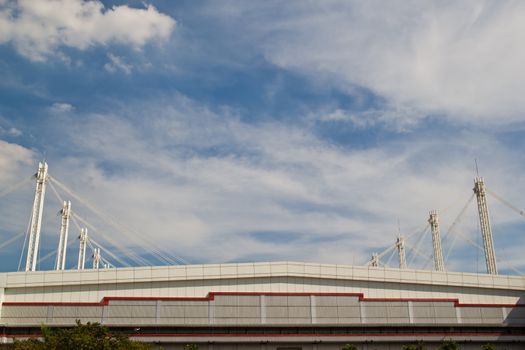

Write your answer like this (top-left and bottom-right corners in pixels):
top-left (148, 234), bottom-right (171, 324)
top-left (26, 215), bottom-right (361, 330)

top-left (428, 210), bottom-right (445, 272)
top-left (370, 253), bottom-right (379, 267)
top-left (396, 236), bottom-right (407, 269)
top-left (55, 200), bottom-right (71, 270)
top-left (473, 177), bottom-right (498, 275)
top-left (25, 162), bottom-right (48, 272)
top-left (92, 247), bottom-right (101, 269)
top-left (77, 228), bottom-right (88, 270)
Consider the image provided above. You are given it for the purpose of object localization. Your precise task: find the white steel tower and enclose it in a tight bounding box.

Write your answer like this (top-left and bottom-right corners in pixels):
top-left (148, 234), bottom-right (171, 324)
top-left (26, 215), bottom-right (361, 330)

top-left (473, 177), bottom-right (498, 275)
top-left (396, 236), bottom-right (407, 269)
top-left (370, 253), bottom-right (379, 267)
top-left (428, 210), bottom-right (445, 272)
top-left (25, 162), bottom-right (48, 272)
top-left (92, 248), bottom-right (101, 269)
top-left (55, 201), bottom-right (71, 270)
top-left (77, 228), bottom-right (88, 270)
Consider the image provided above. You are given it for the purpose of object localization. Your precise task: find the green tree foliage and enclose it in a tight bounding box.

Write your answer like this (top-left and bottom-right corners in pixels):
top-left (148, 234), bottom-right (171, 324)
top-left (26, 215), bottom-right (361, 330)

top-left (342, 344), bottom-right (358, 350)
top-left (184, 345), bottom-right (199, 350)
top-left (481, 344), bottom-right (496, 350)
top-left (438, 339), bottom-right (460, 350)
top-left (402, 341), bottom-right (425, 350)
top-left (14, 321), bottom-right (150, 350)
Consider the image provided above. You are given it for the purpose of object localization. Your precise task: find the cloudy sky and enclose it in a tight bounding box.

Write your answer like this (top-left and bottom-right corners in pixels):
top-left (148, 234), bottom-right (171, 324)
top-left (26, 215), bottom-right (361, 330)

top-left (0, 0), bottom-right (524, 274)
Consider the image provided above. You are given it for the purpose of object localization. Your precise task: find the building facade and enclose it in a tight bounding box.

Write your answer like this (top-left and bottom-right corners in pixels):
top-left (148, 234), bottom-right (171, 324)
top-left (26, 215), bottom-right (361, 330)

top-left (1, 261), bottom-right (524, 349)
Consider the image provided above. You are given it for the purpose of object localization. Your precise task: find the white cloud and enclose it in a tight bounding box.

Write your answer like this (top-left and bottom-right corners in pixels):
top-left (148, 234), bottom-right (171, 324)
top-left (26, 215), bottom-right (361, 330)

top-left (17, 96), bottom-right (522, 273)
top-left (0, 126), bottom-right (22, 137)
top-left (0, 0), bottom-right (176, 61)
top-left (0, 139), bottom-right (33, 181)
top-left (50, 102), bottom-right (74, 113)
top-left (317, 105), bottom-right (421, 131)
top-left (0, 140), bottom-right (35, 235)
top-left (206, 1), bottom-right (525, 126)
top-left (104, 53), bottom-right (132, 74)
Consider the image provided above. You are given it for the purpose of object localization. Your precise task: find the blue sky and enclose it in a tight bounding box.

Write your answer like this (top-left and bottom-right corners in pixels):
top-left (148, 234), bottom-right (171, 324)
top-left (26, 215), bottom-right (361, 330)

top-left (0, 0), bottom-right (524, 274)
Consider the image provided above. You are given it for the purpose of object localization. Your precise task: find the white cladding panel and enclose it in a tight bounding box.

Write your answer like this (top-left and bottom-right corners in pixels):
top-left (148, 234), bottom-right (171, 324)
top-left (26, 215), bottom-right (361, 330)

top-left (0, 262), bottom-right (523, 305)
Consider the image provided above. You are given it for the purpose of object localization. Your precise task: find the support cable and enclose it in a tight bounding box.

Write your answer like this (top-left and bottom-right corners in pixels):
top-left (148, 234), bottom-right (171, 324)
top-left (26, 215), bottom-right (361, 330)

top-left (0, 231), bottom-right (26, 250)
top-left (88, 237), bottom-right (121, 268)
top-left (100, 256), bottom-right (114, 268)
top-left (406, 243), bottom-right (433, 262)
top-left (422, 254), bottom-right (434, 270)
top-left (442, 194), bottom-right (475, 263)
top-left (17, 210), bottom-right (34, 271)
top-left (405, 222), bottom-right (431, 241)
top-left (0, 176), bottom-right (32, 199)
top-left (50, 176), bottom-right (175, 264)
top-left (37, 238), bottom-right (77, 266)
top-left (48, 181), bottom-right (67, 270)
top-left (70, 214), bottom-right (130, 268)
top-left (407, 224), bottom-right (430, 266)
top-left (384, 248), bottom-right (397, 267)
top-left (50, 178), bottom-right (145, 267)
top-left (486, 188), bottom-right (525, 219)
top-left (72, 211), bottom-right (149, 266)
top-left (497, 258), bottom-right (523, 276)
top-left (49, 176), bottom-right (187, 265)
top-left (365, 222), bottom-right (429, 267)
top-left (48, 180), bottom-right (65, 204)
top-left (49, 181), bottom-right (130, 268)
top-left (442, 193), bottom-right (476, 243)
top-left (365, 244), bottom-right (397, 266)
top-left (444, 227), bottom-right (486, 265)
top-left (38, 250), bottom-right (55, 266)
top-left (453, 229), bottom-right (486, 252)
top-left (379, 244), bottom-right (398, 259)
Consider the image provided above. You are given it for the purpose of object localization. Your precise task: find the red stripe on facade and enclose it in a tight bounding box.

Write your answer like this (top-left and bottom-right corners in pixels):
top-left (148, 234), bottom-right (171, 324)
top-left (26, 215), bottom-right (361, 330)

top-left (2, 291), bottom-right (524, 308)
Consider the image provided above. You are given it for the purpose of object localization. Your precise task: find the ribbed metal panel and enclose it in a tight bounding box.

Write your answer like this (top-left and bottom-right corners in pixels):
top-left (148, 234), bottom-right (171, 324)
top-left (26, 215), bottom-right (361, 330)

top-left (337, 306), bottom-right (361, 318)
top-left (265, 296), bottom-right (288, 306)
top-left (237, 296), bottom-right (260, 306)
top-left (238, 306), bottom-right (261, 318)
top-left (287, 296), bottom-right (310, 306)
top-left (266, 317), bottom-right (311, 324)
top-left (213, 295), bottom-right (239, 305)
top-left (124, 317), bottom-right (156, 325)
top-left (77, 306), bottom-right (104, 318)
top-left (337, 317), bottom-right (362, 324)
top-left (183, 317), bottom-right (209, 325)
top-left (107, 305), bottom-right (132, 318)
top-left (461, 307), bottom-right (483, 321)
top-left (266, 306), bottom-right (288, 318)
top-left (2, 317), bottom-right (47, 325)
top-left (316, 306), bottom-right (338, 318)
top-left (2, 306), bottom-right (47, 318)
top-left (162, 300), bottom-right (208, 306)
top-left (288, 306), bottom-right (311, 318)
top-left (52, 306), bottom-right (79, 318)
top-left (156, 317), bottom-right (185, 324)
top-left (183, 305), bottom-right (208, 318)
top-left (3, 294), bottom-right (524, 329)
top-left (109, 300), bottom-right (156, 306)
top-left (131, 305), bottom-right (156, 318)
top-left (48, 317), bottom-right (101, 325)
top-left (160, 305), bottom-right (184, 318)
top-left (214, 317), bottom-right (261, 325)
